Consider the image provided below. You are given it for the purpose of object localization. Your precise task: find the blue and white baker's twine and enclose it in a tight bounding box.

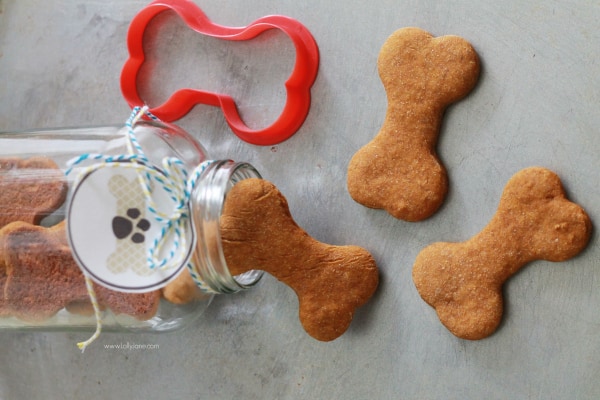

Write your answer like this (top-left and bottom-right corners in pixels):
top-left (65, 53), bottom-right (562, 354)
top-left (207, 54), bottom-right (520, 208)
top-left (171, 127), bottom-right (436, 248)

top-left (68, 106), bottom-right (214, 351)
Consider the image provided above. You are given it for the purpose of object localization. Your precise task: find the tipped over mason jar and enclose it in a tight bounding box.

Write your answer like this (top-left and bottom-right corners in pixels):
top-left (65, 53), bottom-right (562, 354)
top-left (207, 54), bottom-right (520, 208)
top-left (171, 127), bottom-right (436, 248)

top-left (0, 115), bottom-right (263, 333)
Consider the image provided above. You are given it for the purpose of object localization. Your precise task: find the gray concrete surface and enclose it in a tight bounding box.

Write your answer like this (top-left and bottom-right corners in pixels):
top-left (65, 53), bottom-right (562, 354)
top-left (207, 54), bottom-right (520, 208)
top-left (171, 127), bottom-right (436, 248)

top-left (0, 0), bottom-right (599, 399)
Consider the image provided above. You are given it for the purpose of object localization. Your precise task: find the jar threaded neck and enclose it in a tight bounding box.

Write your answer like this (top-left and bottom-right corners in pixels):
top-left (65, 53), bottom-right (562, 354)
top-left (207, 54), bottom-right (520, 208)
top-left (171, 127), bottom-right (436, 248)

top-left (189, 160), bottom-right (263, 294)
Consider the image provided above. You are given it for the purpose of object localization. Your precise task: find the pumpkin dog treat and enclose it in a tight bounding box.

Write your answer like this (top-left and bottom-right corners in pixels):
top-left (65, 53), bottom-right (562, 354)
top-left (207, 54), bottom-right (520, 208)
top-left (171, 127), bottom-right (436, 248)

top-left (1, 222), bottom-right (82, 321)
top-left (347, 27), bottom-right (480, 221)
top-left (412, 167), bottom-right (592, 340)
top-left (220, 178), bottom-right (379, 341)
top-left (92, 286), bottom-right (160, 321)
top-left (0, 157), bottom-right (68, 227)
top-left (162, 268), bottom-right (210, 305)
top-left (0, 221), bottom-right (160, 321)
top-left (64, 290), bottom-right (161, 321)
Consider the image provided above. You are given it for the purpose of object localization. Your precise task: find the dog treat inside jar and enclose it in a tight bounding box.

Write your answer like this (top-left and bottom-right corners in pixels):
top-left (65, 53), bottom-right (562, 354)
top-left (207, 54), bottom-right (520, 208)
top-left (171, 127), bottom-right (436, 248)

top-left (0, 107), bottom-right (379, 349)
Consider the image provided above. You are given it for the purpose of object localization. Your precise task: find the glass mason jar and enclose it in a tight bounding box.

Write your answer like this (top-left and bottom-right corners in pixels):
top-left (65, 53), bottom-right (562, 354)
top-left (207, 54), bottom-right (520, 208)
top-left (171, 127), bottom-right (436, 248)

top-left (0, 117), bottom-right (263, 334)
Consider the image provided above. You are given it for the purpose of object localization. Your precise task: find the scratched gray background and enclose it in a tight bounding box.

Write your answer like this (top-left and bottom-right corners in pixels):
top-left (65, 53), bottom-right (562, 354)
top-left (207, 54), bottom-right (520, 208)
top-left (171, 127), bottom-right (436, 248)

top-left (0, 0), bottom-right (599, 399)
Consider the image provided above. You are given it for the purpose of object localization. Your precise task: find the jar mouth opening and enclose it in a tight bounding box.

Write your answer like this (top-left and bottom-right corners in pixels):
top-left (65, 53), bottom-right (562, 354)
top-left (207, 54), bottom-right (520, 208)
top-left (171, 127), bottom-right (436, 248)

top-left (189, 160), bottom-right (263, 294)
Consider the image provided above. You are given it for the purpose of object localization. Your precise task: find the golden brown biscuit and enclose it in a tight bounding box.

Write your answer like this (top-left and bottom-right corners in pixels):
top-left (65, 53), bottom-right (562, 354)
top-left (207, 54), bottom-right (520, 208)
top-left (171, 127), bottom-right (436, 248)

top-left (2, 222), bottom-right (88, 321)
top-left (347, 27), bottom-right (480, 221)
top-left (412, 167), bottom-right (592, 339)
top-left (220, 178), bottom-right (379, 341)
top-left (92, 286), bottom-right (160, 321)
top-left (0, 157), bottom-right (68, 227)
top-left (0, 221), bottom-right (160, 321)
top-left (65, 289), bottom-right (161, 321)
top-left (162, 268), bottom-right (210, 305)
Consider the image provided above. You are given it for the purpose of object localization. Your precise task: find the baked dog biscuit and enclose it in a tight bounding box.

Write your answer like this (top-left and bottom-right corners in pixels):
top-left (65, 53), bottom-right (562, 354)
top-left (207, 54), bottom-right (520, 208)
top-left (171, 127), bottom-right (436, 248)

top-left (0, 157), bottom-right (68, 227)
top-left (0, 221), bottom-right (160, 321)
top-left (93, 286), bottom-right (160, 321)
top-left (2, 222), bottom-right (87, 320)
top-left (162, 268), bottom-right (210, 305)
top-left (412, 167), bottom-right (592, 340)
top-left (220, 178), bottom-right (379, 342)
top-left (347, 27), bottom-right (480, 221)
top-left (65, 289), bottom-right (161, 321)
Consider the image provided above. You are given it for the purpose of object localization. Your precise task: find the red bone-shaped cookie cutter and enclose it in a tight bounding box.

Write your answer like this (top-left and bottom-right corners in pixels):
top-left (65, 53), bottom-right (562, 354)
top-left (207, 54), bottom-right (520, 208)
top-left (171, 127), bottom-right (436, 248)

top-left (120, 0), bottom-right (319, 145)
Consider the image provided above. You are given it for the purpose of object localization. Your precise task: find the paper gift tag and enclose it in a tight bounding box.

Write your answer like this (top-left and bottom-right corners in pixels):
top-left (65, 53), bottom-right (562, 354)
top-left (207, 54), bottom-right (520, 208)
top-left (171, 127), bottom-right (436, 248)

top-left (67, 163), bottom-right (194, 293)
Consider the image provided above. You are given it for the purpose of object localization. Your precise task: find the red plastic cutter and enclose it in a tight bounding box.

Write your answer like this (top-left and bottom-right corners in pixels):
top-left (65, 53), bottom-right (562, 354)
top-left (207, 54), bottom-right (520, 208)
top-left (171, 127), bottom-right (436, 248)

top-left (121, 0), bottom-right (320, 145)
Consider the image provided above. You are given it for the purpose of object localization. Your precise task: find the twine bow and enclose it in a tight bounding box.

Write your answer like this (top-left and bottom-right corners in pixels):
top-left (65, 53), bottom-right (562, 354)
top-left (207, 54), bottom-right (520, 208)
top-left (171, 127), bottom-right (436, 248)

top-left (67, 106), bottom-right (212, 351)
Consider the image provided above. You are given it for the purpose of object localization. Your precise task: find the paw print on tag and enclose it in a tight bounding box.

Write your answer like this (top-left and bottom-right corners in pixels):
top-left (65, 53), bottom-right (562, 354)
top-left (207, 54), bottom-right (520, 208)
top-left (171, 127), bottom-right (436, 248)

top-left (112, 208), bottom-right (151, 244)
top-left (106, 175), bottom-right (154, 276)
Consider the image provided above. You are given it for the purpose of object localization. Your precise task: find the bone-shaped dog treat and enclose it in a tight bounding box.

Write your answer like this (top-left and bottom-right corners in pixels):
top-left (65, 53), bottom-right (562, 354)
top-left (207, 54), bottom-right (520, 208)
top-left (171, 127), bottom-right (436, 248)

top-left (0, 157), bottom-right (68, 227)
top-left (64, 288), bottom-right (161, 321)
top-left (412, 167), bottom-right (592, 340)
top-left (162, 268), bottom-right (209, 305)
top-left (0, 221), bottom-right (159, 322)
top-left (220, 178), bottom-right (379, 341)
top-left (0, 222), bottom-right (83, 320)
top-left (347, 27), bottom-right (480, 221)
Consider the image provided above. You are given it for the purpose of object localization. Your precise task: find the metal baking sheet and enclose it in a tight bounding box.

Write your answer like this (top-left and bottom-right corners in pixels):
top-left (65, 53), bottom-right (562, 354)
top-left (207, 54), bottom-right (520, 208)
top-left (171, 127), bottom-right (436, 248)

top-left (0, 0), bottom-right (598, 398)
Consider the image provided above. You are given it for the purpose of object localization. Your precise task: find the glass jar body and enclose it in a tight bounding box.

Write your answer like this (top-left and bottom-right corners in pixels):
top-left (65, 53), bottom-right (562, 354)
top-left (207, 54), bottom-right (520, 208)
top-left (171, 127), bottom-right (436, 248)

top-left (0, 121), bottom-right (260, 332)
